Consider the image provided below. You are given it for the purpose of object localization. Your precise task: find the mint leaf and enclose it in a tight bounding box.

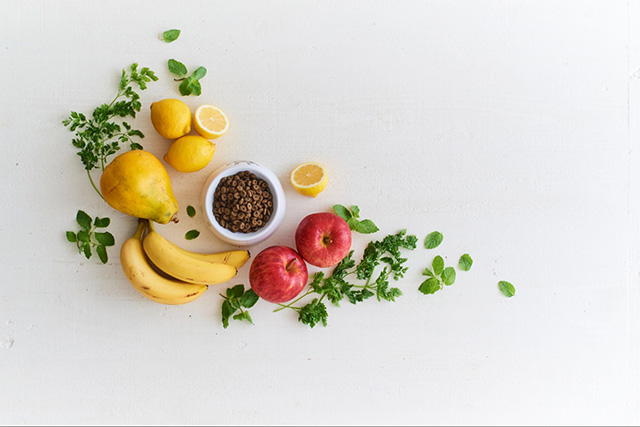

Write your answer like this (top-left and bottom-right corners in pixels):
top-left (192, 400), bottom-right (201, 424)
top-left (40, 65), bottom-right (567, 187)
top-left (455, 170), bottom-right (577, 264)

top-left (186, 205), bottom-right (196, 218)
top-left (459, 254), bottom-right (473, 271)
top-left (221, 300), bottom-right (234, 329)
top-left (168, 59), bottom-right (187, 77)
top-left (239, 289), bottom-right (259, 308)
top-left (185, 229), bottom-right (200, 240)
top-left (499, 281), bottom-right (515, 297)
top-left (76, 210), bottom-right (92, 230)
top-left (442, 267), bottom-right (456, 286)
top-left (424, 231), bottom-right (443, 249)
top-left (82, 243), bottom-right (92, 259)
top-left (94, 217), bottom-right (110, 228)
top-left (333, 204), bottom-right (352, 221)
top-left (96, 245), bottom-right (108, 264)
top-left (351, 205), bottom-right (360, 218)
top-left (423, 267), bottom-right (434, 277)
top-left (94, 232), bottom-right (115, 247)
top-left (77, 230), bottom-right (90, 243)
top-left (191, 66), bottom-right (207, 80)
top-left (178, 79), bottom-right (191, 96)
top-left (162, 29), bottom-right (181, 43)
top-left (419, 277), bottom-right (441, 294)
top-left (355, 219), bottom-right (379, 234)
top-left (230, 284), bottom-right (244, 299)
top-left (66, 231), bottom-right (77, 242)
top-left (347, 217), bottom-right (359, 230)
top-left (432, 255), bottom-right (444, 276)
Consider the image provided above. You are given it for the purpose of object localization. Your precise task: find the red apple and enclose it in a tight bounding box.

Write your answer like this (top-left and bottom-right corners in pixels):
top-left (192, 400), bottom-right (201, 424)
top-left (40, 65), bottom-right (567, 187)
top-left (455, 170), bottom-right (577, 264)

top-left (295, 212), bottom-right (352, 268)
top-left (249, 246), bottom-right (308, 303)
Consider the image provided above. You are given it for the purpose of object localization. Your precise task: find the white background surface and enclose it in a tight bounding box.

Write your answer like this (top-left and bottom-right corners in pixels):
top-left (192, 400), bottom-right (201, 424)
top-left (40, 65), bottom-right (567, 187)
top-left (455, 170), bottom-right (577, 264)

top-left (1, 0), bottom-right (639, 425)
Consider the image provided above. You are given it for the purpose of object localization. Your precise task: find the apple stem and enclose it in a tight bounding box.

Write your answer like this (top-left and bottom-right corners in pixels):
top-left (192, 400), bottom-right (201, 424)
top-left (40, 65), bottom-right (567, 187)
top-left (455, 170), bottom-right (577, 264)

top-left (322, 235), bottom-right (333, 246)
top-left (285, 258), bottom-right (298, 272)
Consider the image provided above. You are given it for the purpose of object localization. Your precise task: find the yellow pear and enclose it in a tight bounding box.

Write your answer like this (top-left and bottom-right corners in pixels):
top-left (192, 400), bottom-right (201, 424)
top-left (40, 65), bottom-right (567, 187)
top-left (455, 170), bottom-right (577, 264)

top-left (100, 150), bottom-right (179, 224)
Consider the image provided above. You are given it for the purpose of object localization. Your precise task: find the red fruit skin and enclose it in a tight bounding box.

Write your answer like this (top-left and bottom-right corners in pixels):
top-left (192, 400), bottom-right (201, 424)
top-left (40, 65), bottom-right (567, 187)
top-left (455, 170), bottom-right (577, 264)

top-left (249, 246), bottom-right (309, 303)
top-left (295, 212), bottom-right (352, 268)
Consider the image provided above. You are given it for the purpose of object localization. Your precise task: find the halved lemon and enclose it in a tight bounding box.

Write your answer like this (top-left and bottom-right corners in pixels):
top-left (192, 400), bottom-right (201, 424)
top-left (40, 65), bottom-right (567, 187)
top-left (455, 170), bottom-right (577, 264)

top-left (290, 162), bottom-right (328, 197)
top-left (193, 104), bottom-right (229, 139)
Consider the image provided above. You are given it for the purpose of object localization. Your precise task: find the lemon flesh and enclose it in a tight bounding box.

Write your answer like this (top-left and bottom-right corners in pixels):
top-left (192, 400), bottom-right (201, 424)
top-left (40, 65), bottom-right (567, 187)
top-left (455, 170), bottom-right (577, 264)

top-left (150, 99), bottom-right (192, 139)
top-left (193, 104), bottom-right (229, 140)
top-left (290, 162), bottom-right (328, 197)
top-left (164, 135), bottom-right (216, 173)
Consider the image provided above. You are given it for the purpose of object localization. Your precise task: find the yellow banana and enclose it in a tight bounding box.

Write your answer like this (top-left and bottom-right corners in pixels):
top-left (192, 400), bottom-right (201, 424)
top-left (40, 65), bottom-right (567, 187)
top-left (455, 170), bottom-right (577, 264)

top-left (142, 221), bottom-right (238, 286)
top-left (176, 247), bottom-right (250, 269)
top-left (120, 221), bottom-right (208, 305)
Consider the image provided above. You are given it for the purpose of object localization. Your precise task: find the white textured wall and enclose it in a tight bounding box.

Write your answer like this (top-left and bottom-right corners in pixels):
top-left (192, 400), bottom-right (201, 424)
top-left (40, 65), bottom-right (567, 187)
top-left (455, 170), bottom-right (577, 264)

top-left (0, 1), bottom-right (638, 424)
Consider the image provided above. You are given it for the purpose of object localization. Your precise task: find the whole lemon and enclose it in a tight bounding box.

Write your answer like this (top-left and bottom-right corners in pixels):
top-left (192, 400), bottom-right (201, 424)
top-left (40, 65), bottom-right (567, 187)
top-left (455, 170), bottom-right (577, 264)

top-left (164, 135), bottom-right (216, 173)
top-left (150, 99), bottom-right (192, 139)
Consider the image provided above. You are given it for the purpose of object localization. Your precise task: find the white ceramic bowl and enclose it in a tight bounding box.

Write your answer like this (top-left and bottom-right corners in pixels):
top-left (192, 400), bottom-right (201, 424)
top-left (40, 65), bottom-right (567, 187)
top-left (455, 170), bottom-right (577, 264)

top-left (200, 161), bottom-right (286, 246)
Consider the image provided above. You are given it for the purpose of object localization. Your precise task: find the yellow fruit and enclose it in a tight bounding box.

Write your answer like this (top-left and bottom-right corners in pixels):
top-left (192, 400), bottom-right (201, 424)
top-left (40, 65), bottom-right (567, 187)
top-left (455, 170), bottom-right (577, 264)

top-left (164, 135), bottom-right (216, 173)
top-left (193, 104), bottom-right (229, 139)
top-left (290, 162), bottom-right (328, 197)
top-left (100, 150), bottom-right (179, 224)
top-left (150, 99), bottom-right (192, 139)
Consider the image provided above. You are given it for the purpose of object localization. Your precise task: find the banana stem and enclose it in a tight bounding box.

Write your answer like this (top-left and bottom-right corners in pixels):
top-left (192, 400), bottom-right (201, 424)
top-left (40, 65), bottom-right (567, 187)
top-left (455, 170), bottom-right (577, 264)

top-left (134, 220), bottom-right (147, 240)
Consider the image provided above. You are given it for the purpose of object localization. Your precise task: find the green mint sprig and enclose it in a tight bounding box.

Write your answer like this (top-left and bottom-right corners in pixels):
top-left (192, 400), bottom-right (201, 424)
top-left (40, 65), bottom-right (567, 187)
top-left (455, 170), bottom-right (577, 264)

top-left (220, 285), bottom-right (260, 328)
top-left (161, 29), bottom-right (180, 43)
top-left (167, 59), bottom-right (207, 96)
top-left (419, 255), bottom-right (457, 295)
top-left (275, 229), bottom-right (417, 328)
top-left (66, 210), bottom-right (114, 264)
top-left (333, 204), bottom-right (379, 234)
top-left (62, 63), bottom-right (158, 200)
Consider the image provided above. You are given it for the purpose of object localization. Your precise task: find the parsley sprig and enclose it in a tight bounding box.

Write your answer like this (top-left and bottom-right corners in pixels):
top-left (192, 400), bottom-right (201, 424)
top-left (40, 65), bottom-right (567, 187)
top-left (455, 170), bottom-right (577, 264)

top-left (275, 229), bottom-right (418, 328)
top-left (62, 63), bottom-right (158, 199)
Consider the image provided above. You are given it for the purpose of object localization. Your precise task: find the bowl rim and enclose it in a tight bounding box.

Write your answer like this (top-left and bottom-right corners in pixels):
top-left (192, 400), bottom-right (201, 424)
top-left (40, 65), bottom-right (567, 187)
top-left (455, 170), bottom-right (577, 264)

top-left (200, 160), bottom-right (286, 245)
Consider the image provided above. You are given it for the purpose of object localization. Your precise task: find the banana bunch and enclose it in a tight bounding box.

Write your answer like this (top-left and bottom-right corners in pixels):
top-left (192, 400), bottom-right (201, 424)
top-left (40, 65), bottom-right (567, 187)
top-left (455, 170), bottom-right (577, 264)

top-left (120, 220), bottom-right (250, 305)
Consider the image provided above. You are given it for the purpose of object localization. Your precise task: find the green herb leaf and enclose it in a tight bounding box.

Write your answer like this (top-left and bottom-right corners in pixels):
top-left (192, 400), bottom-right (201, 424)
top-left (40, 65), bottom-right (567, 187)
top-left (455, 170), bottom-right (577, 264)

top-left (94, 217), bottom-right (110, 228)
top-left (82, 244), bottom-right (92, 259)
top-left (499, 281), bottom-right (516, 297)
top-left (168, 59), bottom-right (187, 77)
top-left (76, 210), bottom-right (92, 230)
top-left (230, 284), bottom-right (244, 299)
top-left (94, 232), bottom-right (115, 247)
top-left (419, 277), bottom-right (441, 294)
top-left (185, 230), bottom-right (200, 240)
top-left (77, 230), bottom-right (90, 243)
top-left (221, 300), bottom-right (234, 329)
top-left (424, 231), bottom-right (443, 249)
top-left (66, 231), bottom-right (77, 242)
top-left (191, 66), bottom-right (207, 80)
top-left (239, 289), bottom-right (259, 308)
top-left (298, 299), bottom-right (328, 328)
top-left (442, 267), bottom-right (456, 286)
top-left (333, 204), bottom-right (352, 221)
top-left (162, 29), bottom-right (181, 43)
top-left (347, 217), bottom-right (359, 230)
top-left (351, 205), bottom-right (360, 218)
top-left (233, 310), bottom-right (254, 324)
top-left (459, 254), bottom-right (473, 271)
top-left (96, 245), bottom-right (108, 264)
top-left (355, 219), bottom-right (379, 234)
top-left (186, 205), bottom-right (196, 218)
top-left (423, 267), bottom-right (434, 277)
top-left (432, 255), bottom-right (444, 276)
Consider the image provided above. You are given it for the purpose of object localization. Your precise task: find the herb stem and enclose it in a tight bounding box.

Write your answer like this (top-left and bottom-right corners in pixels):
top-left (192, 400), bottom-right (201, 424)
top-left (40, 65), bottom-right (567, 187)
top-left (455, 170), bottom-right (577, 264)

top-left (87, 170), bottom-right (105, 200)
top-left (273, 290), bottom-right (314, 312)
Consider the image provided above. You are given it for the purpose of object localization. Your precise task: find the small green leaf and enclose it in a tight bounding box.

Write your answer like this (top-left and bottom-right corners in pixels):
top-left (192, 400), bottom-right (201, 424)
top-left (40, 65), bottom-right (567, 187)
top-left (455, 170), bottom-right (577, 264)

top-left (190, 80), bottom-right (202, 96)
top-left (239, 289), bottom-right (259, 308)
top-left (499, 281), bottom-right (516, 297)
top-left (185, 230), bottom-right (200, 240)
top-left (76, 210), bottom-right (92, 230)
top-left (419, 277), bottom-right (441, 294)
top-left (350, 205), bottom-right (360, 218)
top-left (347, 217), bottom-right (359, 230)
top-left (230, 284), bottom-right (244, 299)
top-left (191, 66), bottom-right (207, 80)
top-left (66, 231), bottom-right (77, 242)
top-left (355, 219), bottom-right (379, 234)
top-left (424, 231), bottom-right (443, 249)
top-left (162, 29), bottom-right (181, 43)
top-left (442, 267), bottom-right (456, 286)
top-left (186, 205), bottom-right (196, 218)
top-left (333, 204), bottom-right (352, 221)
top-left (233, 310), bottom-right (254, 324)
top-left (130, 142), bottom-right (143, 151)
top-left (432, 255), bottom-right (444, 276)
top-left (77, 230), bottom-right (90, 243)
top-left (168, 59), bottom-right (187, 77)
top-left (82, 244), bottom-right (92, 259)
top-left (423, 267), bottom-right (434, 277)
top-left (459, 254), bottom-right (473, 271)
top-left (221, 300), bottom-right (235, 329)
top-left (96, 245), bottom-right (108, 264)
top-left (178, 79), bottom-right (191, 96)
top-left (94, 217), bottom-right (110, 228)
top-left (94, 232), bottom-right (115, 247)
